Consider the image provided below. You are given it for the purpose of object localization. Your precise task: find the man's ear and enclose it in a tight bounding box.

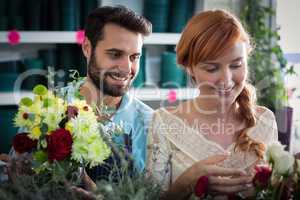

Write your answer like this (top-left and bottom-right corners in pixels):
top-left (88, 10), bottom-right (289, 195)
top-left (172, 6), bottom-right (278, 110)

top-left (82, 37), bottom-right (92, 60)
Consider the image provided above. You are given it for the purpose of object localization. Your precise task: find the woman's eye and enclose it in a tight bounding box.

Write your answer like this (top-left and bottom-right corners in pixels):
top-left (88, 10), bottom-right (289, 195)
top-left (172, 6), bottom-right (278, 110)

top-left (230, 62), bottom-right (242, 69)
top-left (206, 68), bottom-right (218, 72)
top-left (204, 65), bottom-right (218, 72)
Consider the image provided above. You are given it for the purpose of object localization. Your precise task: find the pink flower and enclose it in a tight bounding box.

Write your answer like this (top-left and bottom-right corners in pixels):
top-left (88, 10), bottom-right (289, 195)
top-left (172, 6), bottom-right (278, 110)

top-left (253, 165), bottom-right (272, 188)
top-left (66, 105), bottom-right (79, 119)
top-left (194, 176), bottom-right (209, 198)
top-left (75, 30), bottom-right (85, 45)
top-left (7, 30), bottom-right (21, 45)
top-left (167, 90), bottom-right (177, 103)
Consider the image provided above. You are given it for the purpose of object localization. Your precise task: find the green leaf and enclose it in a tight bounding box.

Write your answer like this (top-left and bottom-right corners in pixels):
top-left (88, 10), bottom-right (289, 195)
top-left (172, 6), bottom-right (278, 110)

top-left (20, 97), bottom-right (33, 107)
top-left (33, 85), bottom-right (48, 96)
top-left (43, 98), bottom-right (54, 107)
top-left (33, 150), bottom-right (48, 163)
top-left (40, 139), bottom-right (48, 148)
top-left (40, 123), bottom-right (48, 135)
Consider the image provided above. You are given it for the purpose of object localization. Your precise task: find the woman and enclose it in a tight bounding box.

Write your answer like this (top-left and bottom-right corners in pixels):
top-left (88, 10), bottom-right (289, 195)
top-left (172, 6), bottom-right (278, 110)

top-left (147, 9), bottom-right (278, 199)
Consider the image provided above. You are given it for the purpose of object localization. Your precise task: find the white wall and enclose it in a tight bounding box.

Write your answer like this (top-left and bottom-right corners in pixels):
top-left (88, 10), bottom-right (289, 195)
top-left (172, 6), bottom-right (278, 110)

top-left (277, 0), bottom-right (300, 53)
top-left (277, 0), bottom-right (300, 153)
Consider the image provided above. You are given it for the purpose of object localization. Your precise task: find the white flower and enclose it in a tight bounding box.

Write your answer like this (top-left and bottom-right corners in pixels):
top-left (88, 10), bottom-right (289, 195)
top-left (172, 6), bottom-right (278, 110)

top-left (296, 159), bottom-right (300, 175)
top-left (273, 151), bottom-right (295, 176)
top-left (69, 112), bottom-right (99, 138)
top-left (266, 142), bottom-right (286, 163)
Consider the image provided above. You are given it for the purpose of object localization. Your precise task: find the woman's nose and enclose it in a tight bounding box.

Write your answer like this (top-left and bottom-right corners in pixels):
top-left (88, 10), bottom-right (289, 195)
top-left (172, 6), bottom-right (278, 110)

top-left (219, 68), bottom-right (233, 88)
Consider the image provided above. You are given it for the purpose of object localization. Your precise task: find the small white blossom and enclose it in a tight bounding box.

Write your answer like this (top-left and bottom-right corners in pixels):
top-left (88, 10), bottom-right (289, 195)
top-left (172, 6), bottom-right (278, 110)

top-left (273, 151), bottom-right (295, 176)
top-left (266, 142), bottom-right (286, 163)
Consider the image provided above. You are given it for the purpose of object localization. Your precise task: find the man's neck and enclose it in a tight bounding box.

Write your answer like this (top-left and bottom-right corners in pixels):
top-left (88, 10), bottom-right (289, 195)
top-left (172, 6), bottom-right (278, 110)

top-left (79, 77), bottom-right (123, 109)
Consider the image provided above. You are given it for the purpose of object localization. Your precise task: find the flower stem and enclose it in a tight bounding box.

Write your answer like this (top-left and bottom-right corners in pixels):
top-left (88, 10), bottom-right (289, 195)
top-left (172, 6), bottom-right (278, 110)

top-left (277, 179), bottom-right (286, 200)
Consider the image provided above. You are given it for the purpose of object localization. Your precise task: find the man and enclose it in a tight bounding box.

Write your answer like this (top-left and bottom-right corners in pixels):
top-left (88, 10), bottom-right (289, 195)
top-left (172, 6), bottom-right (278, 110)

top-left (66, 5), bottom-right (153, 180)
top-left (1, 6), bottom-right (153, 188)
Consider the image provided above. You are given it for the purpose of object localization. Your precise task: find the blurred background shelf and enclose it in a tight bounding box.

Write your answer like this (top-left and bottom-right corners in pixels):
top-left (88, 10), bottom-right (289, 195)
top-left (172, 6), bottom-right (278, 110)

top-left (0, 31), bottom-right (181, 45)
top-left (0, 88), bottom-right (199, 105)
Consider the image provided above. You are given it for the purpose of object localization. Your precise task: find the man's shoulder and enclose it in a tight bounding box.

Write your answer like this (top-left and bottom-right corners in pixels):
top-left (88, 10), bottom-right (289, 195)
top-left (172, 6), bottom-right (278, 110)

top-left (125, 93), bottom-right (153, 114)
top-left (132, 97), bottom-right (153, 113)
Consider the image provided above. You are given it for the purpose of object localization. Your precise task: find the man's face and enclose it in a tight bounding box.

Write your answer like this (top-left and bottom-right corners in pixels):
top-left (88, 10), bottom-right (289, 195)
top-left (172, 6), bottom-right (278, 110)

top-left (87, 23), bottom-right (143, 97)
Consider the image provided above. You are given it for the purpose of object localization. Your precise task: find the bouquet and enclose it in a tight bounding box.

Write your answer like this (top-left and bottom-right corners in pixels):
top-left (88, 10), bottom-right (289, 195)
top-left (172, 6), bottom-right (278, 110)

top-left (11, 84), bottom-right (112, 181)
top-left (253, 142), bottom-right (300, 200)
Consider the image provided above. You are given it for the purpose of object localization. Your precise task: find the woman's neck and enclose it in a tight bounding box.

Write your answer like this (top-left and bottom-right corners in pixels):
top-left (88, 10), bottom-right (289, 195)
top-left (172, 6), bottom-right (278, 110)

top-left (188, 96), bottom-right (238, 122)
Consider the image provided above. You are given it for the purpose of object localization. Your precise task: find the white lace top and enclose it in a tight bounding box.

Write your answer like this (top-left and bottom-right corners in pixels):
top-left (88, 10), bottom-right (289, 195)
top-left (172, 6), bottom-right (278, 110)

top-left (146, 107), bottom-right (278, 189)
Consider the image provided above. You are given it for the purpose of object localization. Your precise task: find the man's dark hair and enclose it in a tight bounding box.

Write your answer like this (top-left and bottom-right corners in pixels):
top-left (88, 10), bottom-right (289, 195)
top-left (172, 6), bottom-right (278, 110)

top-left (85, 5), bottom-right (152, 49)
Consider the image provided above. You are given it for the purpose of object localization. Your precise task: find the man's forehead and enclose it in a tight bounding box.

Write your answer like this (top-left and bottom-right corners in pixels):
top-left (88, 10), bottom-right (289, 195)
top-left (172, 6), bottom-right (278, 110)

top-left (97, 24), bottom-right (143, 54)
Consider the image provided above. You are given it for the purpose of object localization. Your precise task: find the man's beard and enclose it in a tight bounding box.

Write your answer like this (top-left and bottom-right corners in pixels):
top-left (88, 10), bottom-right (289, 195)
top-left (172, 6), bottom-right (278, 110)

top-left (87, 53), bottom-right (134, 97)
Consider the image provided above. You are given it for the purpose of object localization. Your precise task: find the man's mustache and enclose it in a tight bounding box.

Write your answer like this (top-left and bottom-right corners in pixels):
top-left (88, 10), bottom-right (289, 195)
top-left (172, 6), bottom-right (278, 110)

top-left (105, 71), bottom-right (132, 79)
top-left (92, 68), bottom-right (134, 80)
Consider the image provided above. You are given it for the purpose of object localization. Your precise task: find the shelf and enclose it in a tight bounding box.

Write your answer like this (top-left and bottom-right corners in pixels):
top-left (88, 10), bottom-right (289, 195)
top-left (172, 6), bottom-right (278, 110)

top-left (129, 88), bottom-right (199, 101)
top-left (0, 88), bottom-right (199, 105)
top-left (0, 31), bottom-right (181, 45)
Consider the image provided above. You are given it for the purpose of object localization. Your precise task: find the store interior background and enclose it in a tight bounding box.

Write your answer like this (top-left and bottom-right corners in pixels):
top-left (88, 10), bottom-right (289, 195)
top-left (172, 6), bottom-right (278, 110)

top-left (0, 0), bottom-right (299, 155)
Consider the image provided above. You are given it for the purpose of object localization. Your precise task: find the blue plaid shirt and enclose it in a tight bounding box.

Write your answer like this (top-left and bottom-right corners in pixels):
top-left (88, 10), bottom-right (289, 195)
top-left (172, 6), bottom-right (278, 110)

top-left (111, 93), bottom-right (153, 171)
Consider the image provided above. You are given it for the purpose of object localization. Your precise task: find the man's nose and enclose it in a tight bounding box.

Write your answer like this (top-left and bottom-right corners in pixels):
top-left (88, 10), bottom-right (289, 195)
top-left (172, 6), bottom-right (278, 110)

top-left (118, 57), bottom-right (132, 74)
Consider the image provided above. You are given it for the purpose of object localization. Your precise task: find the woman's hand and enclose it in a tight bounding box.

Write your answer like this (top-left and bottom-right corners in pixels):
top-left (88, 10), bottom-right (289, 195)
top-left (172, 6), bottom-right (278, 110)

top-left (191, 155), bottom-right (253, 196)
top-left (81, 171), bottom-right (97, 191)
top-left (162, 154), bottom-right (253, 200)
top-left (6, 152), bottom-right (34, 183)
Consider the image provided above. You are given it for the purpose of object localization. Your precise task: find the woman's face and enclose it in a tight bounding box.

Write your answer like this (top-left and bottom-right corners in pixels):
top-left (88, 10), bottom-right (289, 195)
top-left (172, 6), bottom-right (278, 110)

top-left (191, 41), bottom-right (248, 106)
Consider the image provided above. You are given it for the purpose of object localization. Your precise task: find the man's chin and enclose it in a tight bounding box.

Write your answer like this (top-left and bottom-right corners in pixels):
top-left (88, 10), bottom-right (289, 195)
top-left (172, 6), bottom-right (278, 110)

top-left (103, 85), bottom-right (130, 97)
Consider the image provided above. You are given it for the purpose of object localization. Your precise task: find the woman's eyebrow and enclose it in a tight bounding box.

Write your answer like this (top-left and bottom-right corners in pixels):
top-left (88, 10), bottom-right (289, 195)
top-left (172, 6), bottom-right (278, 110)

top-left (203, 57), bottom-right (244, 65)
top-left (230, 57), bottom-right (243, 62)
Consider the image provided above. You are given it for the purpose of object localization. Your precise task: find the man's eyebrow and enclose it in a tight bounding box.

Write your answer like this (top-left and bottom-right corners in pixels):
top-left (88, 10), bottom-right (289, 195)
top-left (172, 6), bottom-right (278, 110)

top-left (105, 49), bottom-right (141, 56)
top-left (105, 48), bottom-right (124, 53)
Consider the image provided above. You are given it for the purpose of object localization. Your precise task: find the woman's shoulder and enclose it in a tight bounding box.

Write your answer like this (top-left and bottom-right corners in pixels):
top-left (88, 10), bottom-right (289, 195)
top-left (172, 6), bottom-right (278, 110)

top-left (251, 106), bottom-right (278, 143)
top-left (255, 106), bottom-right (276, 121)
top-left (153, 106), bottom-right (179, 119)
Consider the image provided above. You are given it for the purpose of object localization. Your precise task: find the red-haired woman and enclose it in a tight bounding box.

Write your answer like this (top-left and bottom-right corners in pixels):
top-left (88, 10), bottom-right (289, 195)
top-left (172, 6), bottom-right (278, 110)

top-left (147, 9), bottom-right (278, 199)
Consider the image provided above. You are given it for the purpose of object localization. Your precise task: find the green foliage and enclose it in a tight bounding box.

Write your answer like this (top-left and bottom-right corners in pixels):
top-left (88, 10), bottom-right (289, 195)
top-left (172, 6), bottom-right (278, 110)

top-left (95, 172), bottom-right (162, 200)
top-left (33, 85), bottom-right (48, 96)
top-left (20, 97), bottom-right (33, 107)
top-left (0, 175), bottom-right (81, 200)
top-left (240, 0), bottom-right (295, 110)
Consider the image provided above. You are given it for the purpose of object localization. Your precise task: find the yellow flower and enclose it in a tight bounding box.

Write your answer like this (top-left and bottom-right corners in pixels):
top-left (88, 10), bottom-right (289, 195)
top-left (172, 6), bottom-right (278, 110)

top-left (65, 122), bottom-right (73, 133)
top-left (29, 127), bottom-right (42, 139)
top-left (71, 99), bottom-right (92, 113)
top-left (14, 110), bottom-right (33, 128)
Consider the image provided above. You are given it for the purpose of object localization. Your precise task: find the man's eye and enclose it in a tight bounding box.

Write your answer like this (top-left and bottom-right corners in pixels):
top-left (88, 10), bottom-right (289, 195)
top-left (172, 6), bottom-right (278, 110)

top-left (109, 52), bottom-right (121, 59)
top-left (130, 55), bottom-right (140, 62)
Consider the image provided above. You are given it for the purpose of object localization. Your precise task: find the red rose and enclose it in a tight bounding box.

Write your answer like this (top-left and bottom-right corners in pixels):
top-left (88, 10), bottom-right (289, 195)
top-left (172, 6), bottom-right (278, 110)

top-left (46, 128), bottom-right (73, 161)
top-left (253, 165), bottom-right (272, 188)
top-left (12, 133), bottom-right (37, 153)
top-left (194, 176), bottom-right (209, 198)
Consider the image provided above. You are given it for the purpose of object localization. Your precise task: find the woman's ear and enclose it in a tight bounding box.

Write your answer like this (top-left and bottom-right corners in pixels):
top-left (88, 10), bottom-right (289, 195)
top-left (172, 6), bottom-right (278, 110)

top-left (82, 37), bottom-right (92, 60)
top-left (186, 67), bottom-right (195, 78)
